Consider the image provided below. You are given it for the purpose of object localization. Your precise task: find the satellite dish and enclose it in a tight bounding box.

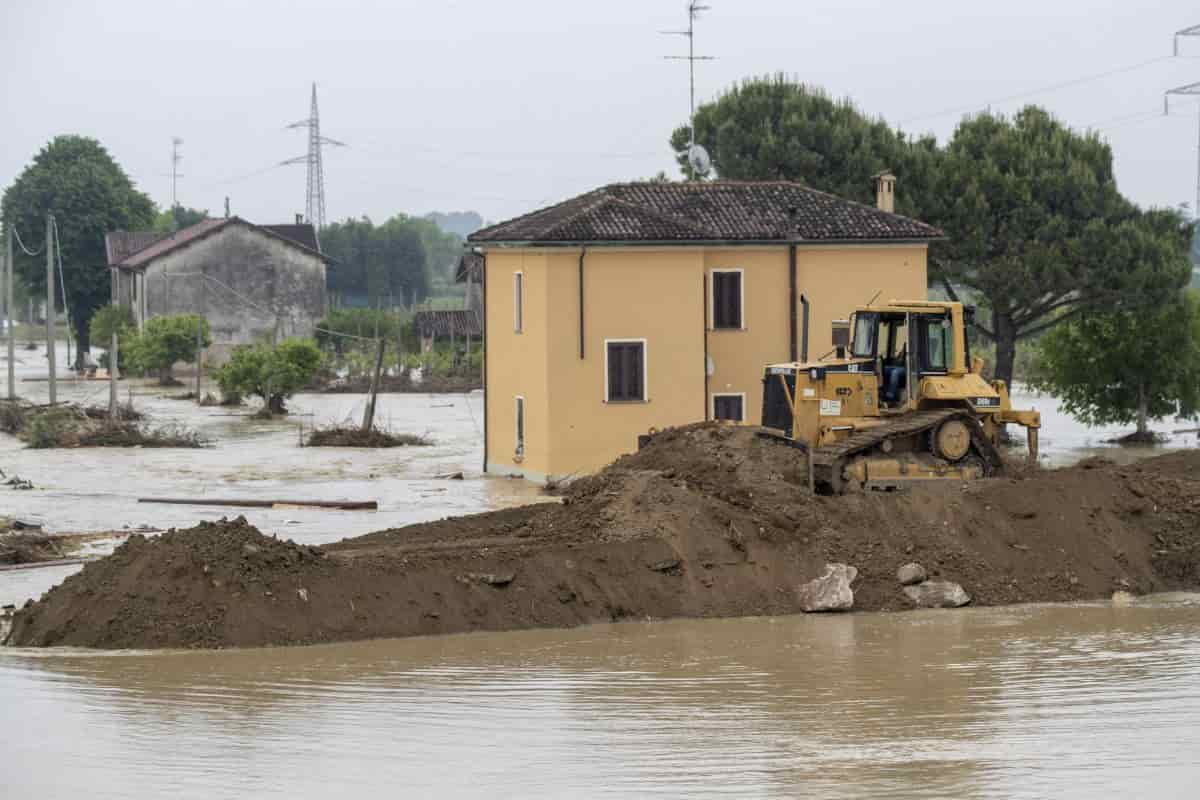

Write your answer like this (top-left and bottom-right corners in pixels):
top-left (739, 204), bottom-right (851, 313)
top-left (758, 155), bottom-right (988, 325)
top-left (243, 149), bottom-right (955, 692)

top-left (687, 144), bottom-right (712, 177)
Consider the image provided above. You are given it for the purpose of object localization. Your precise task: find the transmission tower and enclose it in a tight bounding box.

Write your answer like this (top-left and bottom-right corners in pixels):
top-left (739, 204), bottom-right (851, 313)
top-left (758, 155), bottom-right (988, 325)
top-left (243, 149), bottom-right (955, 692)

top-left (282, 83), bottom-right (346, 229)
top-left (170, 136), bottom-right (184, 212)
top-left (1167, 25), bottom-right (1200, 220)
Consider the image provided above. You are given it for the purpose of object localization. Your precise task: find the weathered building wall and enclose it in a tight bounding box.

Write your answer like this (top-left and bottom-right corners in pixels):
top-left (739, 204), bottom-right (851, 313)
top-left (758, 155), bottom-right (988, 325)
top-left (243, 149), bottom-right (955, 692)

top-left (140, 225), bottom-right (326, 361)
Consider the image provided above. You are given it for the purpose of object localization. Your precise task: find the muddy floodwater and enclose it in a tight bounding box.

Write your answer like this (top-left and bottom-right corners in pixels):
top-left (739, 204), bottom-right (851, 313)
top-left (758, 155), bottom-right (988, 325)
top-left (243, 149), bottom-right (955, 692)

top-left (3, 597), bottom-right (1200, 798)
top-left (3, 344), bottom-right (1200, 796)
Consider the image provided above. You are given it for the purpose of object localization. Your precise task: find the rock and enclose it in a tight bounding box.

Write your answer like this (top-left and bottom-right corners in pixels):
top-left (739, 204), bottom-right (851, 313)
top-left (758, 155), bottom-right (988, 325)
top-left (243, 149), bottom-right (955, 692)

top-left (297, 588), bottom-right (309, 602)
top-left (648, 558), bottom-right (681, 573)
top-left (1111, 590), bottom-right (1136, 607)
top-left (461, 571), bottom-right (514, 587)
top-left (903, 580), bottom-right (971, 608)
top-left (896, 562), bottom-right (927, 586)
top-left (797, 563), bottom-right (857, 612)
top-left (242, 543), bottom-right (261, 555)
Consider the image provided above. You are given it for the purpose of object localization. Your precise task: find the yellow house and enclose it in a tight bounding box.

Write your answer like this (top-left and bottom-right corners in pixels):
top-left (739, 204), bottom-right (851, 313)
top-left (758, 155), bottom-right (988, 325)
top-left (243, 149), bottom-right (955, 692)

top-left (465, 178), bottom-right (942, 483)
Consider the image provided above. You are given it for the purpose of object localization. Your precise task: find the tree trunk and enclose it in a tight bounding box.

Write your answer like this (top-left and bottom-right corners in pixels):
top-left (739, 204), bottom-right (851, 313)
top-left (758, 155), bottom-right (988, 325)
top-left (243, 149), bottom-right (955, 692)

top-left (72, 314), bottom-right (90, 371)
top-left (1136, 383), bottom-right (1148, 437)
top-left (268, 394), bottom-right (287, 415)
top-left (992, 310), bottom-right (1018, 388)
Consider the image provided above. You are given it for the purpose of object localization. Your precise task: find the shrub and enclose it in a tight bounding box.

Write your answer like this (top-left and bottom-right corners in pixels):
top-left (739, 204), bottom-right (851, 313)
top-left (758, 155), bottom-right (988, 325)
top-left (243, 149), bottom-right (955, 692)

top-left (215, 338), bottom-right (323, 415)
top-left (126, 314), bottom-right (211, 383)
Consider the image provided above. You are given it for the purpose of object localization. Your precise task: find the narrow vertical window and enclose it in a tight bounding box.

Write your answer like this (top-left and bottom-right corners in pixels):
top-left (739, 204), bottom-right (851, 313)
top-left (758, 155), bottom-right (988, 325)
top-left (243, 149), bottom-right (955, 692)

top-left (515, 396), bottom-right (525, 457)
top-left (605, 340), bottom-right (646, 402)
top-left (713, 394), bottom-right (745, 422)
top-left (513, 272), bottom-right (523, 333)
top-left (712, 270), bottom-right (743, 329)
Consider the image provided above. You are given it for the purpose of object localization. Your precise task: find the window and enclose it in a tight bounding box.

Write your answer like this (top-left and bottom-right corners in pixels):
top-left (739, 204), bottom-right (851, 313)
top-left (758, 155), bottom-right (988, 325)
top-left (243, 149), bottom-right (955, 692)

top-left (920, 315), bottom-right (952, 372)
top-left (606, 340), bottom-right (646, 402)
top-left (851, 312), bottom-right (878, 358)
top-left (515, 396), bottom-right (525, 458)
top-left (513, 272), bottom-right (523, 333)
top-left (711, 269), bottom-right (743, 329)
top-left (713, 393), bottom-right (745, 422)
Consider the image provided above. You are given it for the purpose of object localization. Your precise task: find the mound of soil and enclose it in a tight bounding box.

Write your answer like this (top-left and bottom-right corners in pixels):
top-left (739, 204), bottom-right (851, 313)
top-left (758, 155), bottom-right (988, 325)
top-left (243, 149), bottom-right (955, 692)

top-left (7, 424), bottom-right (1200, 649)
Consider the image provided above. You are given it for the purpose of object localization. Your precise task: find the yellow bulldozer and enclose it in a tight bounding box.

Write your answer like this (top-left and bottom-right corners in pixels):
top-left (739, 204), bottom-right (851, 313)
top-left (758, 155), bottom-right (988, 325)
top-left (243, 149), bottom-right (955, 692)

top-left (761, 299), bottom-right (1040, 493)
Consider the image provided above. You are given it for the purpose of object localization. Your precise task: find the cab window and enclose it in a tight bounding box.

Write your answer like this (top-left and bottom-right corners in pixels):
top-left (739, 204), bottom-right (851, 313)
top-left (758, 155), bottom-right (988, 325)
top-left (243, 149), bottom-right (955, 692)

top-left (851, 313), bottom-right (878, 358)
top-left (920, 315), bottom-right (952, 372)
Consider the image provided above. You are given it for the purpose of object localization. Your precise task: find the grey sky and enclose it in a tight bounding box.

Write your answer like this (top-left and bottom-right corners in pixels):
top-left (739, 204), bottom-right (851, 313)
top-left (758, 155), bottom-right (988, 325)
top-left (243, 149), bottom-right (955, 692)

top-left (2, 0), bottom-right (1198, 228)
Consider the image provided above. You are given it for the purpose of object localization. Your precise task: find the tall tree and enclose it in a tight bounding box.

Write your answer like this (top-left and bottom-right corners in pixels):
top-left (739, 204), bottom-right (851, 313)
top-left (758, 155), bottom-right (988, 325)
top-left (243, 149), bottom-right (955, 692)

top-left (673, 77), bottom-right (1193, 385)
top-left (927, 109), bottom-right (1191, 386)
top-left (2, 136), bottom-right (155, 366)
top-left (321, 215), bottom-right (430, 307)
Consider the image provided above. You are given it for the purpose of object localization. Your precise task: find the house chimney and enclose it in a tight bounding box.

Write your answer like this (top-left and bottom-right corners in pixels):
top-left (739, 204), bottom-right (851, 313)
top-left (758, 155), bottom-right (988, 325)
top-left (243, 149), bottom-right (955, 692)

top-left (295, 213), bottom-right (304, 225)
top-left (874, 171), bottom-right (896, 213)
top-left (224, 197), bottom-right (230, 218)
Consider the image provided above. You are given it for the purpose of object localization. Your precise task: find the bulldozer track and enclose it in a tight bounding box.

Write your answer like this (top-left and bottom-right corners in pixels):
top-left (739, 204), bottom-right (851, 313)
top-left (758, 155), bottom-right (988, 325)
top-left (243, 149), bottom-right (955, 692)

top-left (811, 408), bottom-right (1004, 491)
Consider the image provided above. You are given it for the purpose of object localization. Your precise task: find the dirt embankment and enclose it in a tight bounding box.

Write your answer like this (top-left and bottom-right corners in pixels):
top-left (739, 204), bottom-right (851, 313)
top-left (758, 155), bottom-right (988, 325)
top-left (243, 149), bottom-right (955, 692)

top-left (6, 425), bottom-right (1200, 649)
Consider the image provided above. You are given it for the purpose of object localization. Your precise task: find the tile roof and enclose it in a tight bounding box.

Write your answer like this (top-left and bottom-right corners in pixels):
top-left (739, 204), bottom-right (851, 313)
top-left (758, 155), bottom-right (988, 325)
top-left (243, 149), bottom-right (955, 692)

top-left (107, 218), bottom-right (325, 268)
top-left (104, 231), bottom-right (168, 265)
top-left (468, 181), bottom-right (943, 245)
top-left (414, 309), bottom-right (482, 338)
top-left (262, 224), bottom-right (321, 253)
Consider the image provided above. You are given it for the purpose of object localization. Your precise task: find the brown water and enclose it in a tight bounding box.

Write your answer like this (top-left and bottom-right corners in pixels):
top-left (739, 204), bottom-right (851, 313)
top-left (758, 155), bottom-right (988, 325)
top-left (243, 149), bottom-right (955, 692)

top-left (3, 596), bottom-right (1200, 798)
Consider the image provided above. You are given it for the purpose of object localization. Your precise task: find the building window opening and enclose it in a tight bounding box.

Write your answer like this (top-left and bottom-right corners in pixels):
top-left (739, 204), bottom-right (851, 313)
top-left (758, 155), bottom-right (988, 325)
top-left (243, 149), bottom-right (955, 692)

top-left (606, 341), bottom-right (646, 402)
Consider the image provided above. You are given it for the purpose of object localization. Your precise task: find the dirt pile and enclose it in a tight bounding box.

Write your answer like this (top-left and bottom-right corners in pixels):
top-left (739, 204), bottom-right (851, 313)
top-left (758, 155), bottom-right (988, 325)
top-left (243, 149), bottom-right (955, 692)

top-left (7, 424), bottom-right (1200, 649)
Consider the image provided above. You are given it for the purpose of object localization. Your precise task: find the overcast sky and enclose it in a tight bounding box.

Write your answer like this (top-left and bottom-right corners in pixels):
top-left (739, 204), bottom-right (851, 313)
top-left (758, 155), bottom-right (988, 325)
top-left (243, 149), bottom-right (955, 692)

top-left (2, 0), bottom-right (1198, 228)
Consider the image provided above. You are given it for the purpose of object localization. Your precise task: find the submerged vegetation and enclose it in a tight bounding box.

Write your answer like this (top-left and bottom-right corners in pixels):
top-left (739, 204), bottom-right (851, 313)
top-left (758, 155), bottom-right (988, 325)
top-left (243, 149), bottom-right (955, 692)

top-left (305, 425), bottom-right (432, 448)
top-left (0, 400), bottom-right (207, 449)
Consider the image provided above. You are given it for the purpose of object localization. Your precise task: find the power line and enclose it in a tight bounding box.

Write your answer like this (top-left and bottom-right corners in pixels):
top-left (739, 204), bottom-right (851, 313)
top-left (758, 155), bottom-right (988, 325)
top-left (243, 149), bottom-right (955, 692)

top-left (11, 226), bottom-right (43, 256)
top-left (900, 55), bottom-right (1176, 127)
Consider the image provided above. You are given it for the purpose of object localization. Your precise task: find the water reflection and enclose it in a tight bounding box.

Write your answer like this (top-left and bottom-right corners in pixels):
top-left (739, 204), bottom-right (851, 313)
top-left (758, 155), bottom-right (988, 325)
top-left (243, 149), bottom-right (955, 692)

top-left (3, 599), bottom-right (1199, 798)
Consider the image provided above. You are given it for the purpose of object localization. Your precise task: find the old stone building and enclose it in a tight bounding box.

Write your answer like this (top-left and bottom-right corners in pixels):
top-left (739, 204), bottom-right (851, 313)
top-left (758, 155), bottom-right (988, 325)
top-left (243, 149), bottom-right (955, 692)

top-left (105, 217), bottom-right (328, 361)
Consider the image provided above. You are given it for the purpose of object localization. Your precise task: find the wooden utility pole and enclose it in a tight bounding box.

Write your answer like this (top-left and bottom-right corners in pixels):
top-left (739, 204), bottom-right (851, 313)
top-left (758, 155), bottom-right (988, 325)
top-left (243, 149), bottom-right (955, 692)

top-left (109, 332), bottom-right (119, 421)
top-left (194, 324), bottom-right (203, 403)
top-left (361, 337), bottom-right (385, 432)
top-left (45, 213), bottom-right (56, 405)
top-left (6, 223), bottom-right (14, 399)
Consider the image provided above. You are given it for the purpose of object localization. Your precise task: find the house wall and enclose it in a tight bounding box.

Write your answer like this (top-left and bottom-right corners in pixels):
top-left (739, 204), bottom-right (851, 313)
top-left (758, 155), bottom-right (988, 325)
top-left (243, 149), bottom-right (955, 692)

top-left (140, 224), bottom-right (326, 362)
top-left (484, 243), bottom-right (927, 482)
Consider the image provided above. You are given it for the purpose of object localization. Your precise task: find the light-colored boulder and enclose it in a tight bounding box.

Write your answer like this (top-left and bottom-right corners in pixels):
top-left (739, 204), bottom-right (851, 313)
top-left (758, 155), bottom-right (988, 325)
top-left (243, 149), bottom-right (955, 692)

top-left (896, 562), bottom-right (927, 586)
top-left (903, 580), bottom-right (971, 608)
top-left (798, 563), bottom-right (857, 612)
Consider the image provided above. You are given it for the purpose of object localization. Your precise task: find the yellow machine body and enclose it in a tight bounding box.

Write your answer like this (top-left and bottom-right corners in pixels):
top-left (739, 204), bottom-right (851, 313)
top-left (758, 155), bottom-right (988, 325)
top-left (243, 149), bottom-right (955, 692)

top-left (761, 300), bottom-right (1040, 491)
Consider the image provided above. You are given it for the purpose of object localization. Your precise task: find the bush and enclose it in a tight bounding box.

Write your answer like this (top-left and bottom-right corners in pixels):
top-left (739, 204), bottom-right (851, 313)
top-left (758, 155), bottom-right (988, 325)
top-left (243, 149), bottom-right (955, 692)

top-left (126, 314), bottom-right (211, 383)
top-left (215, 338), bottom-right (323, 415)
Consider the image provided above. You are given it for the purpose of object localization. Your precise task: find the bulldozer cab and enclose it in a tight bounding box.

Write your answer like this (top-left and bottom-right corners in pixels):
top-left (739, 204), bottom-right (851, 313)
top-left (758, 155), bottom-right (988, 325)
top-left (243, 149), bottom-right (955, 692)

top-left (849, 304), bottom-right (973, 410)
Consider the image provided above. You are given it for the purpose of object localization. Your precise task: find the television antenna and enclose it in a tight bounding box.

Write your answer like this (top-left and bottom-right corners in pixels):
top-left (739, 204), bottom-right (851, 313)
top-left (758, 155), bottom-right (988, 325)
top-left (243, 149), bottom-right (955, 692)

top-left (1174, 24), bottom-right (1200, 56)
top-left (662, 2), bottom-right (715, 177)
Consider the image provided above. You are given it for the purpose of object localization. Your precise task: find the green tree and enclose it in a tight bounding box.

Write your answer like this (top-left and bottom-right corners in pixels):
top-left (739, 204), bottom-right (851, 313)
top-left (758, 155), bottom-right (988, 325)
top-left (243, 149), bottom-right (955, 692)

top-left (673, 77), bottom-right (1193, 385)
top-left (215, 338), bottom-right (323, 415)
top-left (1, 136), bottom-right (155, 366)
top-left (152, 205), bottom-right (208, 232)
top-left (927, 110), bottom-right (1192, 387)
top-left (89, 304), bottom-right (136, 369)
top-left (1030, 292), bottom-right (1200, 439)
top-left (321, 215), bottom-right (432, 306)
top-left (126, 313), bottom-right (211, 384)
